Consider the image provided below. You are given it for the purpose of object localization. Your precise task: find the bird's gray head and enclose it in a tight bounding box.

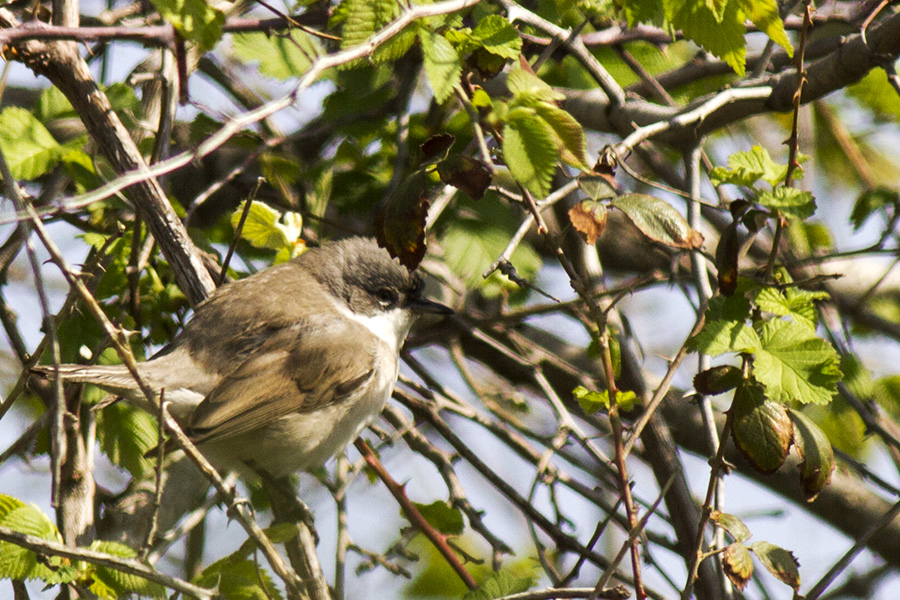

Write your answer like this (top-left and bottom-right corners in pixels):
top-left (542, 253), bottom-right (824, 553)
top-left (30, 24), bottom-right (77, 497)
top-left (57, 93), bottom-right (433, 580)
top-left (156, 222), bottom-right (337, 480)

top-left (304, 237), bottom-right (450, 319)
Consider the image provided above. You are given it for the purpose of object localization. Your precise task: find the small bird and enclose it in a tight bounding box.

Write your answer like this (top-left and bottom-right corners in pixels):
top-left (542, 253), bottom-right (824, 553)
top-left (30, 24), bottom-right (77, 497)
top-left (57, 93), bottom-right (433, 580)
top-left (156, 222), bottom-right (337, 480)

top-left (34, 237), bottom-right (451, 478)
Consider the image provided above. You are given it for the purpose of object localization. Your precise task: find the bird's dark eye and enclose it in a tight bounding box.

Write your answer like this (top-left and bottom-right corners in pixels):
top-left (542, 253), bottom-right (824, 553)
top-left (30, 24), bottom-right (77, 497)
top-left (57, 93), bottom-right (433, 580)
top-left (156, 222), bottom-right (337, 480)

top-left (376, 288), bottom-right (397, 306)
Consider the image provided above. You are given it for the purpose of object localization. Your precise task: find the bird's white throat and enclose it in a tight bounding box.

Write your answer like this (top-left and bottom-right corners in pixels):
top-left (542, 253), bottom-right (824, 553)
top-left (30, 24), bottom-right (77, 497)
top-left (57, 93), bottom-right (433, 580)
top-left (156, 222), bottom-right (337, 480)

top-left (335, 304), bottom-right (413, 353)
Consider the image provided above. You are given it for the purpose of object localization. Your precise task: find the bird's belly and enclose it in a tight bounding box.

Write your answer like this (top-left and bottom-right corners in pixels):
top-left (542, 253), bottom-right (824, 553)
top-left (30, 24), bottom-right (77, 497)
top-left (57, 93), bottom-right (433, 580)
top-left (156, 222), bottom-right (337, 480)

top-left (203, 367), bottom-right (397, 478)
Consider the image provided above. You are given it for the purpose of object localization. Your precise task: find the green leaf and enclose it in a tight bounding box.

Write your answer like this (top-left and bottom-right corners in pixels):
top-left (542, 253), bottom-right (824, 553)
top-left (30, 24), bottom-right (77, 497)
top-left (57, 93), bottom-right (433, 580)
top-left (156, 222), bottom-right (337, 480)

top-left (506, 68), bottom-right (565, 103)
top-left (440, 200), bottom-right (542, 298)
top-left (98, 401), bottom-right (159, 478)
top-left (611, 193), bottom-right (704, 249)
top-left (36, 86), bottom-right (77, 122)
top-left (753, 319), bottom-right (842, 405)
top-left (669, 0), bottom-right (746, 75)
top-left (0, 107), bottom-right (68, 179)
top-left (464, 569), bottom-right (536, 600)
top-left (194, 555), bottom-right (285, 600)
top-left (731, 382), bottom-right (793, 473)
top-left (341, 0), bottom-right (398, 49)
top-left (847, 69), bottom-right (900, 123)
top-left (750, 541), bottom-right (801, 590)
top-left (722, 542), bottom-right (753, 591)
top-left (710, 510), bottom-right (752, 543)
top-left (690, 319), bottom-right (759, 357)
top-left (232, 31), bottom-right (321, 80)
top-left (148, 0), bottom-right (224, 51)
top-left (739, 0), bottom-right (792, 57)
top-left (787, 409), bottom-right (835, 502)
top-left (757, 187), bottom-right (816, 220)
top-left (502, 108), bottom-right (557, 197)
top-left (413, 501), bottom-right (465, 535)
top-left (231, 201), bottom-right (303, 253)
top-left (88, 541), bottom-right (166, 599)
top-left (850, 186), bottom-right (898, 230)
top-left (534, 102), bottom-right (588, 169)
top-left (710, 145), bottom-right (789, 188)
top-left (573, 386), bottom-right (638, 413)
top-left (470, 15), bottom-right (522, 59)
top-left (0, 495), bottom-right (75, 584)
top-left (753, 286), bottom-right (828, 330)
top-left (421, 31), bottom-right (463, 104)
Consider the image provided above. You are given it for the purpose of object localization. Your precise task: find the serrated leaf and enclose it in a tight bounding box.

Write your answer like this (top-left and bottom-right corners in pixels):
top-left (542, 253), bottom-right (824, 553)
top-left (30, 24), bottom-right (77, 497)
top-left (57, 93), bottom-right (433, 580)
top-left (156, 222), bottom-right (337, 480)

top-left (722, 542), bottom-right (753, 591)
top-left (753, 319), bottom-right (842, 405)
top-left (148, 0), bottom-right (224, 51)
top-left (611, 193), bottom-right (704, 249)
top-left (463, 569), bottom-right (536, 600)
top-left (340, 0), bottom-right (398, 49)
top-left (754, 286), bottom-right (828, 330)
top-left (710, 145), bottom-right (789, 188)
top-left (195, 555), bottom-right (285, 600)
top-left (788, 409), bottom-right (835, 501)
top-left (757, 187), bottom-right (816, 219)
top-left (731, 382), bottom-right (793, 473)
top-left (36, 86), bottom-right (76, 122)
top-left (376, 169), bottom-right (430, 269)
top-left (670, 0), bottom-right (746, 75)
top-left (502, 108), bottom-right (557, 198)
top-left (413, 501), bottom-right (465, 535)
top-left (89, 541), bottom-right (166, 599)
top-left (506, 68), bottom-right (564, 103)
top-left (0, 496), bottom-right (74, 584)
top-left (739, 0), bottom-right (792, 56)
top-left (535, 102), bottom-right (588, 169)
top-left (711, 510), bottom-right (752, 543)
top-left (98, 401), bottom-right (158, 478)
top-left (750, 541), bottom-right (801, 590)
top-left (690, 319), bottom-right (760, 357)
top-left (470, 15), bottom-right (522, 59)
top-left (421, 31), bottom-right (463, 103)
top-left (231, 201), bottom-right (303, 253)
top-left (568, 200), bottom-right (608, 245)
top-left (232, 31), bottom-right (321, 80)
top-left (0, 106), bottom-right (67, 179)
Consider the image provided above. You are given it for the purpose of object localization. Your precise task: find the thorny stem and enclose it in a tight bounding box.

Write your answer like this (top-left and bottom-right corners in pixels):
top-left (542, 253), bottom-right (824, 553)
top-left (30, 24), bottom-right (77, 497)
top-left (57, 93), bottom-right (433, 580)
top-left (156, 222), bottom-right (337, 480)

top-left (681, 410), bottom-right (734, 600)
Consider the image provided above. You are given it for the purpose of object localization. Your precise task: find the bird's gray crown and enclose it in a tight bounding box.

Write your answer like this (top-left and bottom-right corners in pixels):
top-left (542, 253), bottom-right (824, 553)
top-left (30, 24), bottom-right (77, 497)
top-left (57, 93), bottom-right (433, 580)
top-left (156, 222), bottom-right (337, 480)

top-left (303, 237), bottom-right (422, 316)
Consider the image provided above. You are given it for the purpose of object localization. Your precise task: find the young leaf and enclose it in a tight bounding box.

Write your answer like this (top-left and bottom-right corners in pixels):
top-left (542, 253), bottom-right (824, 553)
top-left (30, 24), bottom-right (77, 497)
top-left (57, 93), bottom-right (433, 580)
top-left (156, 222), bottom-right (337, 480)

top-left (341, 0), bottom-right (398, 48)
top-left (231, 201), bottom-right (303, 254)
top-left (195, 555), bottom-right (285, 600)
top-left (0, 495), bottom-right (75, 584)
top-left (463, 570), bottom-right (536, 600)
top-left (753, 319), bottom-right (842, 406)
top-left (573, 386), bottom-right (638, 413)
top-left (232, 31), bottom-right (321, 80)
top-left (148, 0), bottom-right (224, 51)
top-left (0, 107), bottom-right (68, 179)
top-left (710, 146), bottom-right (789, 188)
top-left (89, 541), bottom-right (166, 599)
top-left (502, 108), bottom-right (557, 198)
top-left (470, 15), bottom-right (522, 59)
top-left (750, 541), bottom-right (801, 590)
top-left (669, 0), bottom-right (746, 75)
top-left (754, 286), bottom-right (828, 331)
top-left (788, 409), bottom-right (835, 501)
top-left (534, 102), bottom-right (588, 169)
top-left (757, 187), bottom-right (816, 220)
top-left (421, 31), bottom-right (463, 104)
top-left (731, 382), bottom-right (793, 473)
top-left (850, 186), bottom-right (898, 231)
top-left (710, 510), bottom-right (752, 543)
top-left (611, 193), bottom-right (704, 249)
top-left (740, 0), bottom-right (793, 57)
top-left (689, 318), bottom-right (759, 357)
top-left (506, 68), bottom-right (565, 103)
top-left (722, 542), bottom-right (753, 591)
top-left (98, 401), bottom-right (159, 478)
top-left (413, 501), bottom-right (465, 535)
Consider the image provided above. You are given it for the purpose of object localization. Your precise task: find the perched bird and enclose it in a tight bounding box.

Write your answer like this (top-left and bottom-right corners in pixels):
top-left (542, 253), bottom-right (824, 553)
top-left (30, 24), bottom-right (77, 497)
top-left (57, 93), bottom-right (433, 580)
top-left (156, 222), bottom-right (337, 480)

top-left (34, 237), bottom-right (451, 477)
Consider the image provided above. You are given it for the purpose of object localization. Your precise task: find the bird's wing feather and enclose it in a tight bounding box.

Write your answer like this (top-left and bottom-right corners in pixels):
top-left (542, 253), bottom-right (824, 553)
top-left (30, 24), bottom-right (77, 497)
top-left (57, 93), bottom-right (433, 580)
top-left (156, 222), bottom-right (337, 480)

top-left (187, 321), bottom-right (378, 444)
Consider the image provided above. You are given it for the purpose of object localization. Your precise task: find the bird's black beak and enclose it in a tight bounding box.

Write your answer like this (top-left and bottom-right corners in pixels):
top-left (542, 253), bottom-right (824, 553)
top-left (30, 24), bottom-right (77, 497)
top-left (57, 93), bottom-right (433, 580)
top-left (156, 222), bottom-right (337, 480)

top-left (408, 295), bottom-right (454, 316)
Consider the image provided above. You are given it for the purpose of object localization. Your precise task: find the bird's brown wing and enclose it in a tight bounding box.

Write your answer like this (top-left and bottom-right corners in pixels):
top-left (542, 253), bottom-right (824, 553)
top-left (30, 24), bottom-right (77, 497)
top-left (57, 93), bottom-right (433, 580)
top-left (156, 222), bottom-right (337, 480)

top-left (187, 321), bottom-right (379, 445)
